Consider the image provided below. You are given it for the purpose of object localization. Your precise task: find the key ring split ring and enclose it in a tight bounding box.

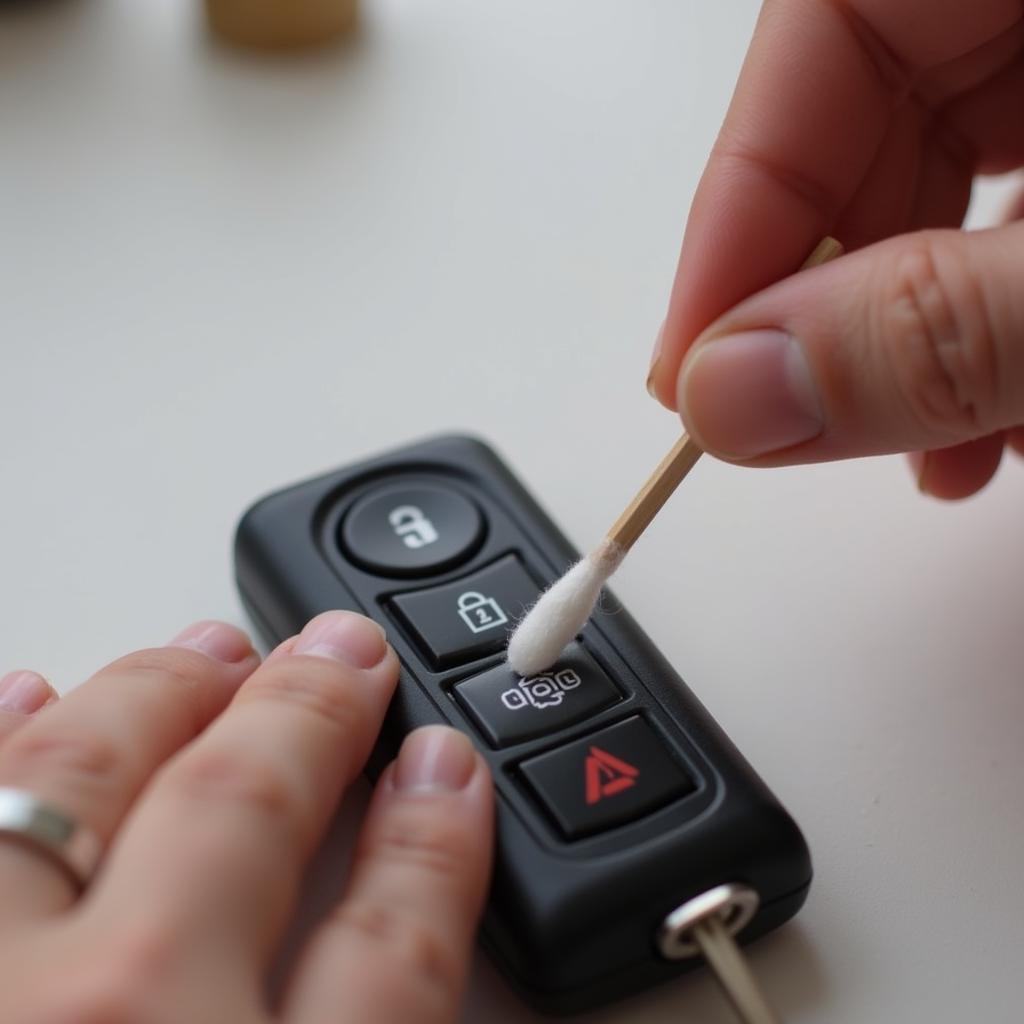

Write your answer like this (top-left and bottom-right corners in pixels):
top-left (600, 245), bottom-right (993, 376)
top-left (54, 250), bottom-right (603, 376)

top-left (657, 883), bottom-right (760, 959)
top-left (0, 787), bottom-right (103, 890)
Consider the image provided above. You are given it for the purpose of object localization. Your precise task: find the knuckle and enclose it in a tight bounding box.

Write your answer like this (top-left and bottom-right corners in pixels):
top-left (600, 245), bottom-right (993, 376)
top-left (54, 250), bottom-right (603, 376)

top-left (332, 899), bottom-right (462, 995)
top-left (101, 649), bottom-right (226, 726)
top-left (0, 726), bottom-right (120, 798)
top-left (365, 814), bottom-right (467, 883)
top-left (165, 747), bottom-right (300, 831)
top-left (712, 132), bottom-right (840, 224)
top-left (105, 646), bottom-right (216, 686)
top-left (879, 236), bottom-right (1001, 437)
top-left (241, 662), bottom-right (371, 738)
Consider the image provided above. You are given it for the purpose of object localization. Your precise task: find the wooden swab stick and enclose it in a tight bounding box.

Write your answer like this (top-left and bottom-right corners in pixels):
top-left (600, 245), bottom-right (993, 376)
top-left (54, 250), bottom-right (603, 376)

top-left (607, 235), bottom-right (844, 556)
top-left (506, 236), bottom-right (844, 678)
top-left (606, 432), bottom-right (704, 554)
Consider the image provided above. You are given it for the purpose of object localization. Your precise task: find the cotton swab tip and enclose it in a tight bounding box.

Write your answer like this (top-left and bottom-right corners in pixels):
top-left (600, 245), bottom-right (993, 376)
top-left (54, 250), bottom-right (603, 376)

top-left (506, 539), bottom-right (625, 678)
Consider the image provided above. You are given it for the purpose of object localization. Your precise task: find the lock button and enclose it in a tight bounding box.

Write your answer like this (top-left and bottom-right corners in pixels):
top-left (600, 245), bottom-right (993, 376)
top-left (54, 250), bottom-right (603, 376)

top-left (457, 591), bottom-right (508, 634)
top-left (391, 554), bottom-right (541, 669)
top-left (340, 481), bottom-right (484, 578)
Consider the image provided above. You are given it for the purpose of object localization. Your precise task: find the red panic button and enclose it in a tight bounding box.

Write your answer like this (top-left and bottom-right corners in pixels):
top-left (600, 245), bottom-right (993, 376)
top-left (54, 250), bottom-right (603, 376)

top-left (520, 717), bottom-right (696, 840)
top-left (585, 746), bottom-right (639, 804)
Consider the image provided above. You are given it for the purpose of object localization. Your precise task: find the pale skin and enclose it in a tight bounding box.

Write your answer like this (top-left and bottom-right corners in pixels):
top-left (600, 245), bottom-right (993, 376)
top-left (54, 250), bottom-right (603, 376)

top-left (649, 0), bottom-right (1024, 499)
top-left (3, 2), bottom-right (1022, 1021)
top-left (0, 612), bottom-right (493, 1024)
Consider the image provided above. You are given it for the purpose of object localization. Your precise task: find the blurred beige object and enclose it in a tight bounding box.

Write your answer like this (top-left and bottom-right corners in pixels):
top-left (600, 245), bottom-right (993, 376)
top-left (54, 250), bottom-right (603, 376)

top-left (205, 0), bottom-right (358, 48)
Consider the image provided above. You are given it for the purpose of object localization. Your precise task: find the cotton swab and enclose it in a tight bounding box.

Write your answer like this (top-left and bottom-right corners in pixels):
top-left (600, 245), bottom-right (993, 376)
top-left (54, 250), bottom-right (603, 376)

top-left (506, 236), bottom-right (844, 678)
top-left (506, 434), bottom-right (701, 677)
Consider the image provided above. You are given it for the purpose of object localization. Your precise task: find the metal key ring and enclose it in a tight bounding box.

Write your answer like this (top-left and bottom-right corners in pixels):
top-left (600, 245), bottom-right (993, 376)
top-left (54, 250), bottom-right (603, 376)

top-left (658, 883), bottom-right (760, 959)
top-left (658, 884), bottom-right (781, 1024)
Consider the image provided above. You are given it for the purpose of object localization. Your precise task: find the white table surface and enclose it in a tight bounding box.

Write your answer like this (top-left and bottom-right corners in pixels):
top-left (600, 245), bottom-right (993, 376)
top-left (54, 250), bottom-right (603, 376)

top-left (3, 2), bottom-right (1023, 1021)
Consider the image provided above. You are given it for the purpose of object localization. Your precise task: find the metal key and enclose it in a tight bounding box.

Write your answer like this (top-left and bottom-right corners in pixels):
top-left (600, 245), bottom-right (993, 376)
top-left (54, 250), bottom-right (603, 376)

top-left (657, 884), bottom-right (781, 1024)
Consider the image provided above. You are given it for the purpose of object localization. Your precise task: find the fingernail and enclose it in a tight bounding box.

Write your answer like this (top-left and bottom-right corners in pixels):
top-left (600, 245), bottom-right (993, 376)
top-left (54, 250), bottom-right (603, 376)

top-left (678, 330), bottom-right (824, 458)
top-left (908, 451), bottom-right (931, 493)
top-left (393, 726), bottom-right (476, 792)
top-left (292, 611), bottom-right (387, 669)
top-left (646, 321), bottom-right (665, 398)
top-left (0, 670), bottom-right (53, 715)
top-left (169, 621), bottom-right (253, 663)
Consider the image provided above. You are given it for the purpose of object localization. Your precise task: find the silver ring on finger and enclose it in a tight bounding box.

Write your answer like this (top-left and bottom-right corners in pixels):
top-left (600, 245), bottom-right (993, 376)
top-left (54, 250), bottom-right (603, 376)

top-left (0, 787), bottom-right (103, 890)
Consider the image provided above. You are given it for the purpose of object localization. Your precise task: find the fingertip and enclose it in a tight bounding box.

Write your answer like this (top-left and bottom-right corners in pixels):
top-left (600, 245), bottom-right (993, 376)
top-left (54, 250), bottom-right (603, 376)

top-left (677, 330), bottom-right (824, 460)
top-left (263, 635), bottom-right (299, 665)
top-left (909, 435), bottom-right (1005, 500)
top-left (0, 670), bottom-right (57, 716)
top-left (291, 611), bottom-right (389, 670)
top-left (1001, 186), bottom-right (1024, 225)
top-left (1007, 427), bottom-right (1024, 457)
top-left (907, 451), bottom-right (928, 492)
top-left (169, 621), bottom-right (256, 665)
top-left (646, 321), bottom-right (679, 410)
top-left (371, 730), bottom-right (493, 843)
top-left (393, 726), bottom-right (477, 794)
top-left (646, 367), bottom-right (677, 411)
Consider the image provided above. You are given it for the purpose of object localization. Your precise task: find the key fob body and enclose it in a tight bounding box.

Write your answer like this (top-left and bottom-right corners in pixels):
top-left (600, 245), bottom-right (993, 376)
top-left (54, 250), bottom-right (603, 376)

top-left (234, 434), bottom-right (812, 1014)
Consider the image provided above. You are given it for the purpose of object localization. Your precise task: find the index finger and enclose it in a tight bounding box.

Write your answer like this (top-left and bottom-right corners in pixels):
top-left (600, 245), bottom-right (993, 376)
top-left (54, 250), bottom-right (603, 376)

top-left (650, 0), bottom-right (1021, 407)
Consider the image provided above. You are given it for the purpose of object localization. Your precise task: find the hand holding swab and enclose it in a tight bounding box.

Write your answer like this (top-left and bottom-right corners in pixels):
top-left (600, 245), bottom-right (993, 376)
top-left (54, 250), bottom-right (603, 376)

top-left (506, 236), bottom-right (844, 678)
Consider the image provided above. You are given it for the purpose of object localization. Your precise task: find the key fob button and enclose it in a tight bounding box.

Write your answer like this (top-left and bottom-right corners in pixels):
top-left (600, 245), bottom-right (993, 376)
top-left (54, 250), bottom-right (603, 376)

top-left (340, 481), bottom-right (484, 577)
top-left (520, 716), bottom-right (696, 839)
top-left (392, 555), bottom-right (541, 668)
top-left (454, 643), bottom-right (620, 746)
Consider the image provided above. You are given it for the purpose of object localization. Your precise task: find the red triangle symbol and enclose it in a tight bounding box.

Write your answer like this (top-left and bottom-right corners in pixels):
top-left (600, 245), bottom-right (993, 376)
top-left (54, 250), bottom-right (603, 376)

top-left (584, 745), bottom-right (640, 805)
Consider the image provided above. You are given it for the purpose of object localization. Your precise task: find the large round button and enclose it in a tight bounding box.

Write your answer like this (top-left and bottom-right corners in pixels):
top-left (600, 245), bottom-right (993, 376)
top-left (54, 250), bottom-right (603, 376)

top-left (340, 481), bottom-right (484, 577)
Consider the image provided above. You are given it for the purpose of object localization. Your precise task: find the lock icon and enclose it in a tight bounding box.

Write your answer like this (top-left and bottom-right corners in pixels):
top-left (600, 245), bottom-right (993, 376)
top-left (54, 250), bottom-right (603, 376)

top-left (456, 591), bottom-right (509, 635)
top-left (387, 505), bottom-right (439, 550)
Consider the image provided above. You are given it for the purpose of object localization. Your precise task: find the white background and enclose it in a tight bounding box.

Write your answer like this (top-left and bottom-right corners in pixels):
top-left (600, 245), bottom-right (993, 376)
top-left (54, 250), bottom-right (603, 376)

top-left (2, 2), bottom-right (1023, 1021)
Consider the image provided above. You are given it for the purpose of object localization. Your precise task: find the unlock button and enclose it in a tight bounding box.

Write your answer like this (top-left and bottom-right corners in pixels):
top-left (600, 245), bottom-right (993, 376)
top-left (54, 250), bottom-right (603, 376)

top-left (392, 555), bottom-right (541, 668)
top-left (340, 481), bottom-right (484, 578)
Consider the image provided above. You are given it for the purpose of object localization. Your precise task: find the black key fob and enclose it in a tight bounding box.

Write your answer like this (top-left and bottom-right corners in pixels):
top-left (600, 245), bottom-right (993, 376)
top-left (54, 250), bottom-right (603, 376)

top-left (234, 434), bottom-right (811, 1014)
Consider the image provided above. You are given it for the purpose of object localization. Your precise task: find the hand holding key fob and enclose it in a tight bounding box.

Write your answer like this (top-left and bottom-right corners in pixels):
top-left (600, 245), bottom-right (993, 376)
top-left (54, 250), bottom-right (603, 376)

top-left (234, 435), bottom-right (811, 1015)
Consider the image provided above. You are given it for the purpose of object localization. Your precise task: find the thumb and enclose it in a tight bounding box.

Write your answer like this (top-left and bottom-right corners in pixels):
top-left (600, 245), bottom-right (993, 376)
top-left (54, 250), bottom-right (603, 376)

top-left (675, 223), bottom-right (1024, 465)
